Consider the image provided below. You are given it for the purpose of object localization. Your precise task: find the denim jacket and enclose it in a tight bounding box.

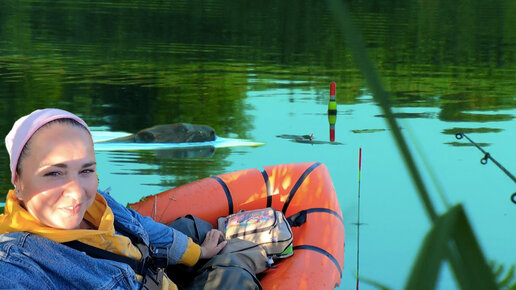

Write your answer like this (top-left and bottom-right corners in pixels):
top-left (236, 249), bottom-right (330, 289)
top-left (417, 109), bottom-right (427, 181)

top-left (0, 190), bottom-right (189, 289)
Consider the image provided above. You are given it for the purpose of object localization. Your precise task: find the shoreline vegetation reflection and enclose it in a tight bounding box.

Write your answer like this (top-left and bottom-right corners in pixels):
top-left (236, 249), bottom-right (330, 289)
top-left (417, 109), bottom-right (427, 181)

top-left (0, 1), bottom-right (514, 192)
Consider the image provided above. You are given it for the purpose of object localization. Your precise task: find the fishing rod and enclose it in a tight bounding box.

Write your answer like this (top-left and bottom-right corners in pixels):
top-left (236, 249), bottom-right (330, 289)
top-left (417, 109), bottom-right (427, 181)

top-left (356, 147), bottom-right (362, 290)
top-left (455, 132), bottom-right (516, 203)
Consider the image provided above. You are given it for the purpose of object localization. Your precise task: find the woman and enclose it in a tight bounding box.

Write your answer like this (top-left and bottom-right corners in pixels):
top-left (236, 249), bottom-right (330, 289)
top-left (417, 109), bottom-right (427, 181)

top-left (0, 108), bottom-right (228, 289)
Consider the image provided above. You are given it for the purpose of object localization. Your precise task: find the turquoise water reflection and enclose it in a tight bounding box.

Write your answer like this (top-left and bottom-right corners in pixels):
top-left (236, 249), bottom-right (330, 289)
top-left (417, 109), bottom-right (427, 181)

top-left (244, 88), bottom-right (516, 289)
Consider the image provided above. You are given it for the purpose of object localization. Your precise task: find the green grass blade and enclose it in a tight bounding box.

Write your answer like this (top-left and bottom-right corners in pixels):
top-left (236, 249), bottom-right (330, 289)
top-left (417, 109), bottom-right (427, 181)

top-left (449, 205), bottom-right (497, 289)
top-left (325, 1), bottom-right (499, 289)
top-left (359, 276), bottom-right (392, 290)
top-left (405, 205), bottom-right (460, 289)
top-left (492, 261), bottom-right (505, 278)
top-left (499, 265), bottom-right (515, 288)
top-left (406, 205), bottom-right (498, 289)
top-left (326, 0), bottom-right (438, 222)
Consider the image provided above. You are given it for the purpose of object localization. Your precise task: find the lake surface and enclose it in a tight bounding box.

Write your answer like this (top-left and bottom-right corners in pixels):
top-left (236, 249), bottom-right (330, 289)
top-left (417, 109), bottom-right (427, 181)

top-left (1, 1), bottom-right (515, 289)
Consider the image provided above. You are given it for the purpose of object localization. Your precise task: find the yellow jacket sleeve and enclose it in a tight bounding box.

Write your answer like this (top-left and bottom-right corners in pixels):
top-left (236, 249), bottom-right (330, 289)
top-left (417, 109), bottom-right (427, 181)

top-left (177, 238), bottom-right (201, 266)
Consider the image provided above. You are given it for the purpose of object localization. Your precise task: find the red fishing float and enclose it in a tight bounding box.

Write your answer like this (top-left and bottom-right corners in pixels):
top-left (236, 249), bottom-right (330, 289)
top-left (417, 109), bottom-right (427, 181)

top-left (328, 82), bottom-right (337, 142)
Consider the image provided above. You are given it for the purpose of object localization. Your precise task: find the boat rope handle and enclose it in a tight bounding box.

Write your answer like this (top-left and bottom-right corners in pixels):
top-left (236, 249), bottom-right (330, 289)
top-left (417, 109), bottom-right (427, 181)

top-left (455, 132), bottom-right (516, 203)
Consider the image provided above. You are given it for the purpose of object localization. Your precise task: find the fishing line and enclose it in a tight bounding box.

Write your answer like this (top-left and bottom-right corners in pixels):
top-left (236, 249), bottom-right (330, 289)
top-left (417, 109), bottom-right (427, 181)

top-left (356, 147), bottom-right (362, 290)
top-left (455, 132), bottom-right (516, 203)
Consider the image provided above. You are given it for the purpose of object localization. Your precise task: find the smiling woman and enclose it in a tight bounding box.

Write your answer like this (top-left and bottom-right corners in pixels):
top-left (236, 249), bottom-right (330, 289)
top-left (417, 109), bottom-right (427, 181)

top-left (0, 108), bottom-right (255, 289)
top-left (13, 118), bottom-right (98, 230)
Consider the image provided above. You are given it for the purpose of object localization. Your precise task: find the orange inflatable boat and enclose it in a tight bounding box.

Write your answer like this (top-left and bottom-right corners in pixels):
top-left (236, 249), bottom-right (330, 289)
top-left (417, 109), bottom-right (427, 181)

top-left (128, 162), bottom-right (344, 289)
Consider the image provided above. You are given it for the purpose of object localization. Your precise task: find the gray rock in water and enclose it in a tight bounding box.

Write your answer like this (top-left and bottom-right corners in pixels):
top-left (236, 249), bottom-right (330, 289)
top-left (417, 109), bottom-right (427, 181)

top-left (101, 123), bottom-right (216, 143)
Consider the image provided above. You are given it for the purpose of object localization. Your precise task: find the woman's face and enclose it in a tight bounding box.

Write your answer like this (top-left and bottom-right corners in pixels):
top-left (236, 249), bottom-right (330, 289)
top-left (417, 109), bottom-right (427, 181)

top-left (15, 122), bottom-right (98, 230)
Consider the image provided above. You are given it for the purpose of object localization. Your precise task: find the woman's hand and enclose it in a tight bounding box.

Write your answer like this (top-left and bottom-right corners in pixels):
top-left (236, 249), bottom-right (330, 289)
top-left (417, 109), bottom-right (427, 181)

top-left (200, 229), bottom-right (228, 259)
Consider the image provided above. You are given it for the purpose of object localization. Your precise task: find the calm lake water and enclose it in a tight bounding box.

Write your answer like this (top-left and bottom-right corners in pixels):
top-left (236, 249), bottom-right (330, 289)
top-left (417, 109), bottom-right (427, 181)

top-left (1, 1), bottom-right (515, 289)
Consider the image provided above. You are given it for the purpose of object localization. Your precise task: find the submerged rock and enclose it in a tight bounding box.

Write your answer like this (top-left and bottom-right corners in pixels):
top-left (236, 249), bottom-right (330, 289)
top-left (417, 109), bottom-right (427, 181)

top-left (99, 123), bottom-right (216, 143)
